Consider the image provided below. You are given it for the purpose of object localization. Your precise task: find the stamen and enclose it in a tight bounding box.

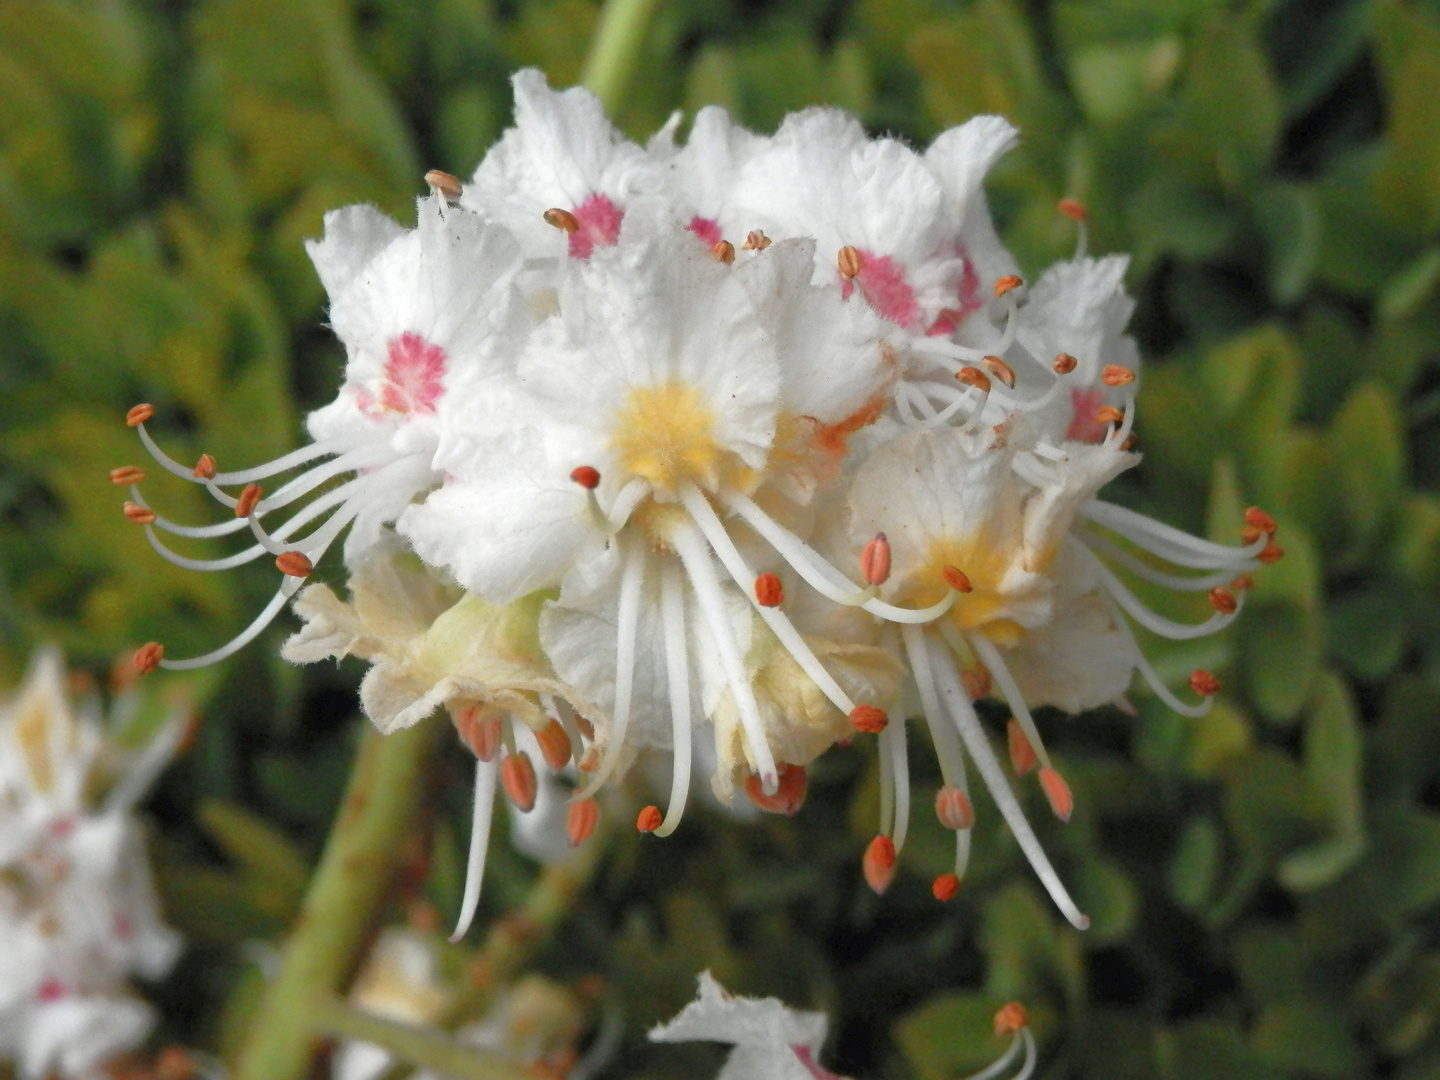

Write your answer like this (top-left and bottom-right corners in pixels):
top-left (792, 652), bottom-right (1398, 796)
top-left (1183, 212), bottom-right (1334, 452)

top-left (424, 169), bottom-right (462, 202)
top-left (636, 805), bottom-right (662, 833)
top-left (994, 275), bottom-right (1022, 298)
top-left (901, 626), bottom-right (967, 788)
top-left (567, 798), bottom-right (599, 847)
top-left (1190, 670), bottom-right (1221, 697)
top-left (1244, 507), bottom-right (1277, 534)
top-left (838, 245), bottom-right (863, 281)
top-left (450, 757), bottom-right (499, 942)
top-left (879, 713), bottom-right (895, 837)
top-left (1053, 352), bottom-right (1078, 374)
top-left (1208, 587), bottom-right (1237, 614)
top-left (1259, 540), bottom-right (1284, 563)
top-left (935, 785), bottom-right (975, 830)
top-left (110, 466), bottom-right (145, 486)
top-left (863, 835), bottom-right (896, 894)
top-left (193, 454), bottom-right (217, 480)
top-left (544, 208), bottom-right (580, 232)
top-left (983, 355), bottom-right (1016, 389)
top-left (159, 585), bottom-right (295, 671)
top-left (275, 551), bottom-right (313, 577)
top-left (1102, 365), bottom-right (1135, 387)
top-left (880, 706), bottom-right (911, 850)
top-left (1079, 531), bottom-right (1242, 591)
top-left (1080, 500), bottom-right (1267, 568)
top-left (1087, 555), bottom-right (1243, 640)
top-left (1095, 589), bottom-right (1211, 718)
top-left (1039, 767), bottom-right (1073, 822)
top-left (1058, 198), bottom-right (1086, 223)
top-left (850, 705), bottom-right (887, 734)
top-left (572, 542), bottom-right (646, 800)
top-left (861, 533), bottom-right (891, 587)
top-left (234, 484), bottom-right (262, 518)
top-left (655, 561), bottom-right (693, 838)
top-left (711, 240), bottom-right (736, 264)
top-left (743, 230), bottom-right (771, 251)
top-left (123, 502), bottom-right (156, 525)
top-left (501, 752), bottom-right (537, 812)
top-left (743, 762), bottom-right (807, 815)
top-left (754, 572), bottom-right (783, 607)
top-left (1232, 573), bottom-right (1254, 591)
top-left (943, 565), bottom-right (973, 593)
top-left (670, 518), bottom-right (779, 794)
top-left (126, 404), bottom-right (154, 427)
top-left (571, 465), bottom-right (601, 489)
top-left (929, 639), bottom-right (1089, 929)
top-left (967, 633), bottom-right (1053, 772)
top-left (133, 643), bottom-right (164, 675)
top-left (535, 719), bottom-right (573, 770)
top-left (956, 366), bottom-right (992, 394)
top-left (933, 872), bottom-right (961, 901)
top-left (995, 1003), bottom-right (1028, 1036)
top-left (962, 665), bottom-right (991, 700)
top-left (1096, 405), bottom-right (1124, 425)
top-left (1007, 720), bottom-right (1038, 776)
top-left (1241, 526), bottom-right (1262, 545)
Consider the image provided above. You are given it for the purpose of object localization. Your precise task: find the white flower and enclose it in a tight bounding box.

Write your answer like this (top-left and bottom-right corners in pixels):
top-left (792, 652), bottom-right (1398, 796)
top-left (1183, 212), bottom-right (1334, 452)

top-left (0, 649), bottom-right (183, 1080)
top-left (120, 69), bottom-right (1282, 937)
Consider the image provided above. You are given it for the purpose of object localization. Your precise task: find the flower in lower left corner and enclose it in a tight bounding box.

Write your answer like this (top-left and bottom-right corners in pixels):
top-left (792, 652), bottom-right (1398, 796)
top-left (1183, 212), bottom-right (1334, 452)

top-left (0, 649), bottom-right (185, 1080)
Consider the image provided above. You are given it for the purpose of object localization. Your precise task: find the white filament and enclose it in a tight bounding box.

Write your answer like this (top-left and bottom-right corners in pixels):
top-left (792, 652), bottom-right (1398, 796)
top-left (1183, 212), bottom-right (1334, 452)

top-left (450, 756), bottom-right (499, 942)
top-left (655, 559), bottom-right (693, 837)
top-left (573, 542), bottom-right (645, 801)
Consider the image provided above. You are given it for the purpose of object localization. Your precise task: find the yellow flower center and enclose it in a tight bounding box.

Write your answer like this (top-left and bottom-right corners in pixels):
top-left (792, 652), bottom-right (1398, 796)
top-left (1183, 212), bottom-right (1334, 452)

top-left (611, 380), bottom-right (741, 493)
top-left (903, 537), bottom-right (1025, 646)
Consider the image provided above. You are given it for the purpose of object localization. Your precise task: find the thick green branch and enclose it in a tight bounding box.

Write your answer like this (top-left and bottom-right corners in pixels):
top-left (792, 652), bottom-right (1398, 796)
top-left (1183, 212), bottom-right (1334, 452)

top-left (233, 721), bottom-right (442, 1080)
top-left (310, 996), bottom-right (534, 1080)
top-left (580, 0), bottom-right (661, 113)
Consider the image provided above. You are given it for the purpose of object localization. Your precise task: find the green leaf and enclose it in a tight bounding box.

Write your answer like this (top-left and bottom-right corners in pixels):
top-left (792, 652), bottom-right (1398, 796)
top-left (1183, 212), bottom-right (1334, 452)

top-left (1222, 748), bottom-right (1323, 860)
top-left (1252, 182), bottom-right (1321, 305)
top-left (1169, 814), bottom-right (1223, 912)
top-left (1374, 2), bottom-right (1440, 234)
top-left (896, 992), bottom-right (1024, 1080)
top-left (197, 798), bottom-right (311, 915)
top-left (1252, 998), bottom-right (1365, 1076)
top-left (1360, 805), bottom-right (1440, 918)
top-left (1327, 382), bottom-right (1406, 561)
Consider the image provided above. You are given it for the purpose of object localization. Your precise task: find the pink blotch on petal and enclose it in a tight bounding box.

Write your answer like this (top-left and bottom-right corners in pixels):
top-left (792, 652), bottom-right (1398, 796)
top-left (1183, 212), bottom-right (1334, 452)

top-left (38, 978), bottom-right (67, 1002)
top-left (569, 193), bottom-right (624, 259)
top-left (927, 254), bottom-right (984, 336)
top-left (1066, 387), bottom-right (1110, 443)
top-left (845, 250), bottom-right (920, 329)
top-left (793, 1046), bottom-right (846, 1080)
top-left (687, 216), bottom-right (723, 247)
top-left (381, 332), bottom-right (447, 415)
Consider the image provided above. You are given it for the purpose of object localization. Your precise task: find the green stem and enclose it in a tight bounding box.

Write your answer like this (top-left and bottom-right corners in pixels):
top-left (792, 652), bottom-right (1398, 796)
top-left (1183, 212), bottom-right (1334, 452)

top-left (233, 721), bottom-right (442, 1080)
top-left (580, 0), bottom-right (661, 113)
top-left (310, 996), bottom-right (534, 1080)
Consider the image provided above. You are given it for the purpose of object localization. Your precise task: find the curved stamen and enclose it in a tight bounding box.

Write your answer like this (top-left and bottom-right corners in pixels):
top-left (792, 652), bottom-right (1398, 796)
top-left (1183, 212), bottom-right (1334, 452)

top-left (158, 585), bottom-right (294, 671)
top-left (1096, 589), bottom-right (1211, 718)
top-left (572, 541), bottom-right (646, 801)
top-left (929, 639), bottom-right (1089, 930)
top-left (450, 756), bottom-right (500, 942)
top-left (606, 478), bottom-right (652, 532)
top-left (655, 560), bottom-right (693, 837)
top-left (902, 626), bottom-right (967, 789)
top-left (198, 445), bottom-right (385, 514)
top-left (1087, 553), bottom-right (1243, 640)
top-left (681, 486), bottom-right (857, 716)
top-left (1081, 500), bottom-right (1267, 568)
top-left (1105, 392), bottom-right (1137, 447)
top-left (670, 518), bottom-right (779, 795)
top-left (543, 694), bottom-right (587, 765)
top-left (879, 713), bottom-right (895, 836)
top-left (1080, 530), bottom-right (1241, 591)
top-left (134, 421), bottom-right (347, 486)
top-left (127, 488), bottom-right (251, 538)
top-left (965, 632), bottom-right (1052, 772)
top-left (881, 712), bottom-right (911, 852)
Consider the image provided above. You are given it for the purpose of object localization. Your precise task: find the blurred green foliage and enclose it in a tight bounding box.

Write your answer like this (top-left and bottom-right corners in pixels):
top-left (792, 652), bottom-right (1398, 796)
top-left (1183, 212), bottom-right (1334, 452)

top-left (2, 0), bottom-right (1440, 1077)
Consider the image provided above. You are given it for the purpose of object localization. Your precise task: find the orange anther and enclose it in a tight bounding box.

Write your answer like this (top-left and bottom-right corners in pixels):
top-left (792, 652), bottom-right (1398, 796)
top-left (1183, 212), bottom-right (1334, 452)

top-left (1058, 197), bottom-right (1087, 222)
top-left (133, 642), bottom-right (164, 675)
top-left (1231, 573), bottom-right (1254, 592)
top-left (1096, 405), bottom-right (1124, 424)
top-left (982, 354), bottom-right (1016, 389)
top-left (1039, 766), bottom-right (1073, 822)
top-left (744, 762), bottom-right (807, 815)
top-left (126, 403), bottom-right (154, 427)
top-left (1190, 669), bottom-right (1221, 697)
top-left (636, 805), bottom-right (662, 833)
top-left (275, 551), bottom-right (313, 577)
top-left (1258, 540), bottom-right (1284, 563)
top-left (1122, 434), bottom-right (1137, 451)
top-left (192, 454), bottom-right (217, 480)
top-left (110, 466), bottom-right (145, 486)
top-left (424, 169), bottom-right (462, 202)
top-left (455, 713), bottom-right (502, 762)
top-left (501, 753), bottom-right (537, 812)
top-left (1208, 587), bottom-right (1237, 615)
top-left (711, 240), bottom-right (736, 264)
top-left (1102, 364), bottom-right (1136, 386)
top-left (743, 230), bottom-right (771, 251)
top-left (863, 835), bottom-right (896, 894)
top-left (838, 245), bottom-right (863, 281)
top-left (1053, 352), bottom-right (1078, 374)
top-left (961, 665), bottom-right (991, 701)
top-left (570, 465), bottom-right (600, 490)
top-left (535, 719), bottom-right (573, 770)
top-left (942, 565), bottom-right (973, 593)
top-left (1007, 718), bottom-right (1038, 776)
top-left (861, 533), bottom-right (891, 586)
top-left (1240, 525), bottom-right (1263, 545)
top-left (956, 365), bottom-right (992, 393)
top-left (234, 483), bottom-right (263, 518)
top-left (994, 274), bottom-right (1023, 298)
top-left (123, 502), bottom-right (156, 524)
top-left (849, 704), bottom-right (888, 734)
top-left (577, 746), bottom-right (600, 772)
top-left (754, 572), bottom-right (783, 607)
top-left (994, 1002), bottom-right (1029, 1036)
top-left (543, 207), bottom-right (580, 232)
top-left (932, 873), bottom-right (961, 902)
top-left (935, 785), bottom-right (975, 830)
top-left (155, 1047), bottom-right (199, 1080)
top-left (1244, 507), bottom-right (1277, 534)
top-left (567, 799), bottom-right (599, 847)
